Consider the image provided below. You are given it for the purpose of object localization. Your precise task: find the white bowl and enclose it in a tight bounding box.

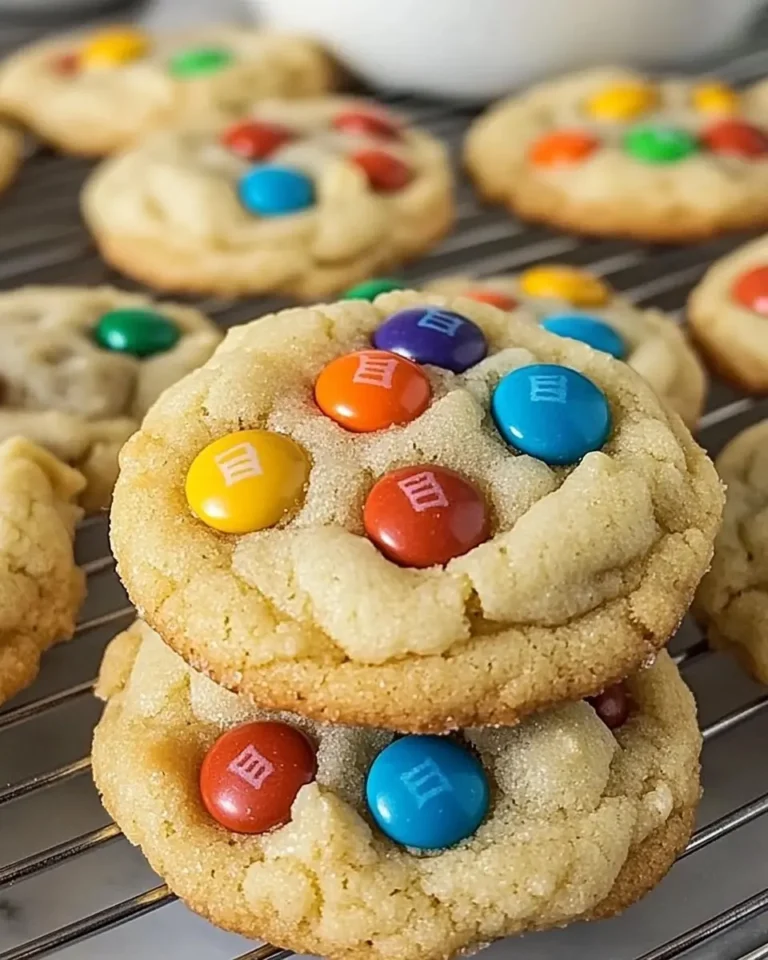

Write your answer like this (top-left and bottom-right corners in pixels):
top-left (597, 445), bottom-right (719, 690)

top-left (250, 0), bottom-right (765, 100)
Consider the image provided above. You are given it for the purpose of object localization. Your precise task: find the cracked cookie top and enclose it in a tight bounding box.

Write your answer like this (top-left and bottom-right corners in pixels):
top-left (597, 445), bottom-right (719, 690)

top-left (111, 290), bottom-right (723, 731)
top-left (465, 67), bottom-right (768, 242)
top-left (93, 621), bottom-right (700, 960)
top-left (0, 286), bottom-right (221, 511)
top-left (0, 25), bottom-right (335, 155)
top-left (0, 437), bottom-right (84, 705)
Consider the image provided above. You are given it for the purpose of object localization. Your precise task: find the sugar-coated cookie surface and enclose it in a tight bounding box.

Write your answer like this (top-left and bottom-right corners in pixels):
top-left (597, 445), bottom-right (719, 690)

top-left (92, 622), bottom-right (701, 960)
top-left (688, 234), bottom-right (768, 392)
top-left (694, 420), bottom-right (768, 683)
top-left (81, 98), bottom-right (453, 299)
top-left (466, 67), bottom-right (768, 242)
top-left (111, 291), bottom-right (723, 731)
top-left (0, 286), bottom-right (221, 511)
top-left (0, 26), bottom-right (335, 156)
top-left (0, 438), bottom-right (84, 705)
top-left (427, 265), bottom-right (706, 428)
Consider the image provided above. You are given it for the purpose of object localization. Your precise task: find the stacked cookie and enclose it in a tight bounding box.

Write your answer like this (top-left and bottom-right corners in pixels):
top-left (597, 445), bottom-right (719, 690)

top-left (95, 289), bottom-right (723, 960)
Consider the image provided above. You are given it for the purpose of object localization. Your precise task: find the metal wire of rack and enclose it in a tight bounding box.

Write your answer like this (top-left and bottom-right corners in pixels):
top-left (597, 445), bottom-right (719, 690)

top-left (4, 21), bottom-right (768, 960)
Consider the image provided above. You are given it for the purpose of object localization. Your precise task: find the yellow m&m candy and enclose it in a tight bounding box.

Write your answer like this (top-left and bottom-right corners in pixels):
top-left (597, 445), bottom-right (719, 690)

top-left (81, 28), bottom-right (149, 69)
top-left (186, 430), bottom-right (310, 534)
top-left (519, 265), bottom-right (611, 307)
top-left (586, 83), bottom-right (658, 122)
top-left (692, 82), bottom-right (739, 115)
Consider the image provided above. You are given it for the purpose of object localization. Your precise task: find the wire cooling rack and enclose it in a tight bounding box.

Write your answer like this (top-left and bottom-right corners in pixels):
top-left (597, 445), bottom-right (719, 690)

top-left (5, 18), bottom-right (768, 960)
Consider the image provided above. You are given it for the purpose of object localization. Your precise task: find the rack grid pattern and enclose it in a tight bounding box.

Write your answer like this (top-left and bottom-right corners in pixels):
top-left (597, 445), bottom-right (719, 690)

top-left (4, 26), bottom-right (768, 960)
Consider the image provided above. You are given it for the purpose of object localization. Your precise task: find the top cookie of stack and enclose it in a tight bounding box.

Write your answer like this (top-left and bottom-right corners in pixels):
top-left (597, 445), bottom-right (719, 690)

top-left (110, 290), bottom-right (724, 732)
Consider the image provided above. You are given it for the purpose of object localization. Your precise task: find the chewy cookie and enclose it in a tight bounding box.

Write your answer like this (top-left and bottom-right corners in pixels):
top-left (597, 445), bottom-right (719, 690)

top-left (81, 98), bottom-right (454, 299)
top-left (694, 420), bottom-right (768, 683)
top-left (688, 235), bottom-right (768, 392)
top-left (110, 291), bottom-right (723, 731)
top-left (425, 264), bottom-right (706, 428)
top-left (93, 621), bottom-right (701, 960)
top-left (0, 122), bottom-right (23, 197)
top-left (465, 67), bottom-right (768, 242)
top-left (0, 26), bottom-right (334, 156)
top-left (0, 438), bottom-right (84, 706)
top-left (0, 286), bottom-right (221, 511)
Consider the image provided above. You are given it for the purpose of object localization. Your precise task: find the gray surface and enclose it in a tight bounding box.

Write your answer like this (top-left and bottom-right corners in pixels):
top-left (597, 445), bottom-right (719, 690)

top-left (3, 8), bottom-right (768, 960)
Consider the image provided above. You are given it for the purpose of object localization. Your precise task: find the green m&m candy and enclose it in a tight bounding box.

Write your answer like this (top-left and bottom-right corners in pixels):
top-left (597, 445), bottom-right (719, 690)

top-left (94, 308), bottom-right (180, 357)
top-left (623, 125), bottom-right (699, 164)
top-left (342, 278), bottom-right (405, 301)
top-left (169, 46), bottom-right (233, 78)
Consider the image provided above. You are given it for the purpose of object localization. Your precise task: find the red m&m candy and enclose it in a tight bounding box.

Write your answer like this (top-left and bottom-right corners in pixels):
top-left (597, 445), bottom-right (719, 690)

top-left (333, 109), bottom-right (400, 140)
top-left (732, 266), bottom-right (768, 315)
top-left (352, 150), bottom-right (412, 192)
top-left (702, 120), bottom-right (768, 159)
top-left (588, 683), bottom-right (631, 729)
top-left (222, 121), bottom-right (293, 161)
top-left (462, 289), bottom-right (517, 311)
top-left (364, 465), bottom-right (490, 568)
top-left (200, 721), bottom-right (317, 834)
top-left (315, 350), bottom-right (431, 432)
top-left (51, 52), bottom-right (80, 75)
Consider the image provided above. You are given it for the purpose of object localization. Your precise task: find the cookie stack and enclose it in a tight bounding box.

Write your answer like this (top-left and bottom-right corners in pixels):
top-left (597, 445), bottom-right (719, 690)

top-left (94, 289), bottom-right (723, 958)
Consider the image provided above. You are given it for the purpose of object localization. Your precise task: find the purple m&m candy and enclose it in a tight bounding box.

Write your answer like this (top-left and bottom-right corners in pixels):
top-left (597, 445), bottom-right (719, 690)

top-left (373, 307), bottom-right (487, 374)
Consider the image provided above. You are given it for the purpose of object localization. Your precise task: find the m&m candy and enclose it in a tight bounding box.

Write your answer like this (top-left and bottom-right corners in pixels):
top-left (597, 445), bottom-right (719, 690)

top-left (333, 109), bottom-right (400, 140)
top-left (540, 314), bottom-right (626, 359)
top-left (50, 52), bottom-right (80, 76)
top-left (585, 83), bottom-right (657, 122)
top-left (93, 308), bottom-right (180, 357)
top-left (364, 465), bottom-right (489, 568)
top-left (200, 721), bottom-right (317, 834)
top-left (624, 125), bottom-right (698, 164)
top-left (372, 307), bottom-right (487, 374)
top-left (185, 429), bottom-right (310, 534)
top-left (314, 350), bottom-right (431, 433)
top-left (238, 165), bottom-right (315, 217)
top-left (701, 120), bottom-right (768, 159)
top-left (169, 46), bottom-right (233, 77)
top-left (352, 150), bottom-right (412, 192)
top-left (588, 683), bottom-right (631, 729)
top-left (342, 278), bottom-right (405, 301)
top-left (81, 28), bottom-right (149, 68)
top-left (461, 289), bottom-right (517, 311)
top-left (366, 735), bottom-right (489, 850)
top-left (692, 82), bottom-right (739, 115)
top-left (222, 121), bottom-right (293, 161)
top-left (491, 363), bottom-right (611, 466)
top-left (529, 130), bottom-right (599, 167)
top-left (519, 265), bottom-right (610, 307)
top-left (731, 266), bottom-right (768, 314)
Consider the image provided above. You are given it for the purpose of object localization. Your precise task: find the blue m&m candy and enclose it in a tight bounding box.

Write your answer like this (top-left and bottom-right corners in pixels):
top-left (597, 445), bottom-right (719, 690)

top-left (238, 165), bottom-right (314, 217)
top-left (491, 363), bottom-right (611, 466)
top-left (365, 735), bottom-right (489, 850)
top-left (372, 307), bottom-right (487, 373)
top-left (541, 314), bottom-right (626, 359)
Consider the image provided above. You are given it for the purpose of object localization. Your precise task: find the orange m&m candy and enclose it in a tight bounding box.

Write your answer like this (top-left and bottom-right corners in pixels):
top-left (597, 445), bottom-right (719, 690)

top-left (200, 721), bottom-right (317, 834)
top-left (732, 266), bottom-right (768, 315)
top-left (462, 288), bottom-right (517, 310)
top-left (364, 465), bottom-right (490, 568)
top-left (352, 150), bottom-right (412, 191)
top-left (530, 131), bottom-right (599, 167)
top-left (185, 429), bottom-right (310, 534)
top-left (222, 120), bottom-right (293, 161)
top-left (702, 120), bottom-right (768, 159)
top-left (315, 349), bottom-right (431, 433)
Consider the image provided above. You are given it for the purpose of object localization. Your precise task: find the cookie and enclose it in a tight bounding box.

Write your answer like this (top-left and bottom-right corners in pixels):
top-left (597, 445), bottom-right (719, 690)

top-left (688, 234), bottom-right (768, 392)
top-left (81, 98), bottom-right (454, 299)
top-left (0, 26), bottom-right (335, 156)
top-left (0, 286), bottom-right (221, 511)
top-left (0, 122), bottom-right (23, 197)
top-left (693, 420), bottom-right (768, 683)
top-left (93, 621), bottom-right (701, 960)
top-left (110, 290), bottom-right (723, 732)
top-left (0, 437), bottom-right (84, 706)
top-left (465, 67), bottom-right (768, 242)
top-left (426, 264), bottom-right (706, 427)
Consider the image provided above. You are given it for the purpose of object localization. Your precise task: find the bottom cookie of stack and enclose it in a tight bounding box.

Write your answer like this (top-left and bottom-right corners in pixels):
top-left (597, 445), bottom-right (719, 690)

top-left (92, 620), bottom-right (701, 960)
